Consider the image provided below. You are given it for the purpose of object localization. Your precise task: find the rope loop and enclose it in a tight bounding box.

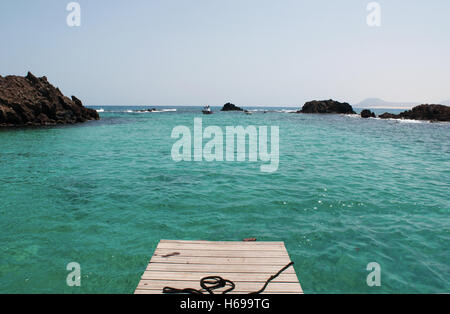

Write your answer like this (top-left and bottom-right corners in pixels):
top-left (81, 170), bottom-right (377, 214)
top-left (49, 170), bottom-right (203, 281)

top-left (163, 262), bottom-right (294, 295)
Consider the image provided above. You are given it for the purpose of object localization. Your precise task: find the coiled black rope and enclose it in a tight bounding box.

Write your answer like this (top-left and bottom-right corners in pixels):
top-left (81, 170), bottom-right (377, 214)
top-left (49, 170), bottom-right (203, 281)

top-left (163, 262), bottom-right (294, 295)
top-left (163, 276), bottom-right (235, 295)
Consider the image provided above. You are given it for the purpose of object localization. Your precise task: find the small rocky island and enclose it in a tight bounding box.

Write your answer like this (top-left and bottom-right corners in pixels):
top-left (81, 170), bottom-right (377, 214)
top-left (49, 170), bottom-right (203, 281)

top-left (136, 108), bottom-right (157, 113)
top-left (0, 72), bottom-right (99, 127)
top-left (379, 104), bottom-right (450, 122)
top-left (221, 102), bottom-right (244, 111)
top-left (298, 99), bottom-right (356, 114)
top-left (361, 109), bottom-right (376, 118)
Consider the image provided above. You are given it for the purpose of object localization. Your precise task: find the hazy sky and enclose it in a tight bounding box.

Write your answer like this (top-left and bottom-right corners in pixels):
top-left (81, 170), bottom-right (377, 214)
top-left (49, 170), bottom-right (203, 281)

top-left (1, 0), bottom-right (449, 107)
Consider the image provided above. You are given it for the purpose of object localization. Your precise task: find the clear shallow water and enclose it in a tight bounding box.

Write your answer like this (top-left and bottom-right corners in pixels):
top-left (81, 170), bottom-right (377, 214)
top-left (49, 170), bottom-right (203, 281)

top-left (0, 106), bottom-right (449, 294)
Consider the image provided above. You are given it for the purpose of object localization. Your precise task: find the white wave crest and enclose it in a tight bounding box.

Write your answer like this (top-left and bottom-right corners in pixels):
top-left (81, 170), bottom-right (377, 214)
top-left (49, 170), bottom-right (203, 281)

top-left (375, 118), bottom-right (430, 124)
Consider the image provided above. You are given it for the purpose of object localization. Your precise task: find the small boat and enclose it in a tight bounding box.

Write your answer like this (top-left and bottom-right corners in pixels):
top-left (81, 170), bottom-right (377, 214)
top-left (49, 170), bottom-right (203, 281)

top-left (202, 105), bottom-right (213, 115)
top-left (244, 110), bottom-right (253, 115)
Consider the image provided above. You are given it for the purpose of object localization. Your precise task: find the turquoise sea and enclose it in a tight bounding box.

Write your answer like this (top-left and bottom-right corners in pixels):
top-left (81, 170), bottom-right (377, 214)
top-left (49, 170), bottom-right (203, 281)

top-left (0, 106), bottom-right (449, 294)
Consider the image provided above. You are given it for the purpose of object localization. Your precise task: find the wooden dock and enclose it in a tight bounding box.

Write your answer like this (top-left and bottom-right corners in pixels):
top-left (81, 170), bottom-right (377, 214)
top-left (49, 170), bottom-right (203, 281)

top-left (135, 240), bottom-right (303, 294)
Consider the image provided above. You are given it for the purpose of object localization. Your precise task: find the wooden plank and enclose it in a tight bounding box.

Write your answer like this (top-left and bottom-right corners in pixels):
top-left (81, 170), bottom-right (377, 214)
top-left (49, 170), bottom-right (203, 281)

top-left (150, 255), bottom-right (291, 265)
top-left (134, 289), bottom-right (298, 295)
top-left (141, 271), bottom-right (299, 283)
top-left (157, 242), bottom-right (285, 251)
top-left (154, 248), bottom-right (289, 258)
top-left (137, 280), bottom-right (303, 293)
top-left (161, 240), bottom-right (285, 245)
top-left (146, 263), bottom-right (296, 274)
top-left (135, 289), bottom-right (165, 295)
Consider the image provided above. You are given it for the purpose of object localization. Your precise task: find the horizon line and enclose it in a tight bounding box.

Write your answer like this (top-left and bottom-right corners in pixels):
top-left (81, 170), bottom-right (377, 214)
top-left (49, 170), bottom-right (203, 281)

top-left (88, 104), bottom-right (416, 110)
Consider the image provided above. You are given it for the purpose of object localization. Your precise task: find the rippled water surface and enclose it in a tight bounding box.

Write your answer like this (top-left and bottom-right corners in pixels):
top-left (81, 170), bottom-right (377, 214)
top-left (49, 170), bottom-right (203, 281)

top-left (0, 106), bottom-right (449, 293)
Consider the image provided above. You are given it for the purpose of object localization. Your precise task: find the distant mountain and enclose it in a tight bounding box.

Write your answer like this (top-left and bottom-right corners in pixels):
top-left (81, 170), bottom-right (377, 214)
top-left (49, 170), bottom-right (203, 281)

top-left (354, 98), bottom-right (418, 109)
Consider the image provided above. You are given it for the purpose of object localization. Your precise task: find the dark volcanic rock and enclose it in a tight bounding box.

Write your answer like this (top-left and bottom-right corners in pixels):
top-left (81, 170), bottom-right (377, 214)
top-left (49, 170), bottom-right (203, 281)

top-left (299, 99), bottom-right (356, 114)
top-left (379, 104), bottom-right (450, 121)
top-left (221, 102), bottom-right (243, 111)
top-left (379, 112), bottom-right (398, 119)
top-left (361, 109), bottom-right (376, 118)
top-left (136, 108), bottom-right (157, 113)
top-left (0, 72), bottom-right (99, 127)
top-left (398, 104), bottom-right (450, 121)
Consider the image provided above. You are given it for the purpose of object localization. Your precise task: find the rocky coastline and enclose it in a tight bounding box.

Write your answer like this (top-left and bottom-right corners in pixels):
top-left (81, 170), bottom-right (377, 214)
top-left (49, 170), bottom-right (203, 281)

top-left (378, 104), bottom-right (450, 122)
top-left (294, 99), bottom-right (449, 122)
top-left (2, 73), bottom-right (449, 126)
top-left (0, 72), bottom-right (99, 127)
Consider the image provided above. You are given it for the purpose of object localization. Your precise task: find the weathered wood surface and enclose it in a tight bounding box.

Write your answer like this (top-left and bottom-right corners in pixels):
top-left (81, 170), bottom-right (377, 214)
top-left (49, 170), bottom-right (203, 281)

top-left (135, 240), bottom-right (303, 295)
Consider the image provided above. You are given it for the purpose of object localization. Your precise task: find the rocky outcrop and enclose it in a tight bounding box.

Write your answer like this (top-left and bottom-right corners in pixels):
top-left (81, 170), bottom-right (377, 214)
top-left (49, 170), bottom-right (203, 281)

top-left (299, 99), bottom-right (356, 114)
top-left (378, 112), bottom-right (398, 119)
top-left (397, 104), bottom-right (450, 121)
top-left (361, 109), bottom-right (376, 118)
top-left (221, 102), bottom-right (243, 111)
top-left (379, 104), bottom-right (450, 122)
top-left (0, 72), bottom-right (99, 127)
top-left (136, 108), bottom-right (157, 113)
